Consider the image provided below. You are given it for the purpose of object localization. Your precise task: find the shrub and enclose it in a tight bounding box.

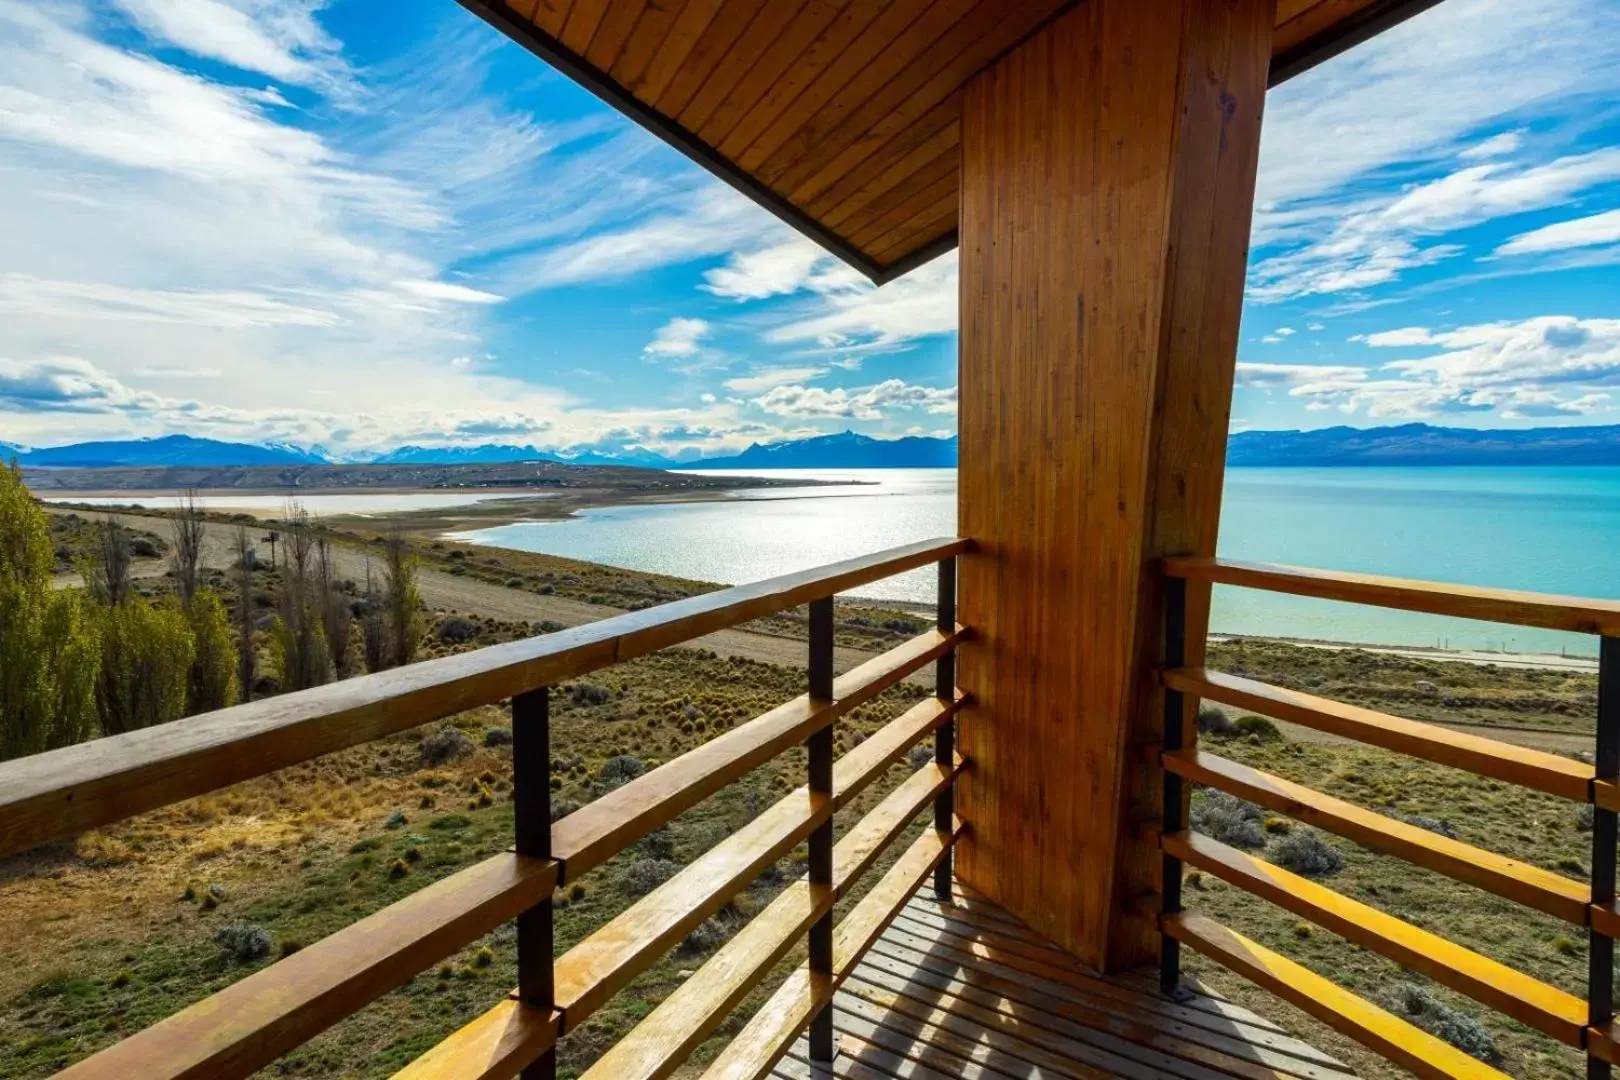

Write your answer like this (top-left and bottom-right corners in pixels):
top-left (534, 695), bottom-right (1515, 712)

top-left (383, 530), bottom-right (424, 668)
top-left (680, 914), bottom-right (732, 954)
top-left (215, 924), bottom-right (273, 963)
top-left (1196, 705), bottom-right (1233, 735)
top-left (388, 858), bottom-right (409, 880)
top-left (1398, 812), bottom-right (1459, 839)
top-left (908, 744), bottom-right (934, 771)
top-left (385, 810), bottom-right (408, 829)
top-left (1189, 790), bottom-right (1267, 849)
top-left (1577, 803), bottom-right (1596, 832)
top-left (1269, 828), bottom-right (1342, 877)
top-left (619, 857), bottom-right (680, 897)
top-left (435, 616), bottom-right (479, 645)
top-left (1232, 714), bottom-right (1282, 742)
top-left (570, 682), bottom-right (614, 707)
top-left (95, 594), bottom-right (195, 736)
top-left (483, 726), bottom-right (514, 747)
top-left (430, 814), bottom-right (472, 830)
top-left (1386, 984), bottom-right (1499, 1063)
top-left (598, 755), bottom-right (646, 787)
top-left (421, 725), bottom-right (475, 765)
top-left (185, 588), bottom-right (238, 714)
top-left (637, 826), bottom-right (676, 860)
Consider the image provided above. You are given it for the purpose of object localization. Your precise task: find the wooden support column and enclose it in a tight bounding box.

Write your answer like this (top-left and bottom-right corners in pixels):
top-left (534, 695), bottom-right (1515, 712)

top-left (956, 0), bottom-right (1274, 971)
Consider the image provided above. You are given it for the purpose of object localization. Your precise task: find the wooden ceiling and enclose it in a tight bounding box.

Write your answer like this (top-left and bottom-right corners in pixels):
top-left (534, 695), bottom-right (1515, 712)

top-left (465, 0), bottom-right (1445, 282)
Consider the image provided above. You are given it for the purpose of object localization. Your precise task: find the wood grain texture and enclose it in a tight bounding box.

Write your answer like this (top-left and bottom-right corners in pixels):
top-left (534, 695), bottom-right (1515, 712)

top-left (0, 537), bottom-right (964, 861)
top-left (700, 825), bottom-right (959, 1080)
top-left (1163, 556), bottom-right (1620, 636)
top-left (1164, 748), bottom-right (1591, 923)
top-left (1166, 667), bottom-right (1596, 802)
top-left (955, 0), bottom-right (1273, 971)
top-left (1165, 912), bottom-right (1513, 1080)
top-left (390, 999), bottom-right (559, 1080)
top-left (57, 855), bottom-right (557, 1080)
top-left (1164, 830), bottom-right (1586, 1044)
top-left (483, 0), bottom-right (1424, 277)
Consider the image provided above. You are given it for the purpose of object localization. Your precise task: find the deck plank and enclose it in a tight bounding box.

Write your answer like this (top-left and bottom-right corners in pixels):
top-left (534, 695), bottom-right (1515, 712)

top-left (755, 883), bottom-right (1358, 1080)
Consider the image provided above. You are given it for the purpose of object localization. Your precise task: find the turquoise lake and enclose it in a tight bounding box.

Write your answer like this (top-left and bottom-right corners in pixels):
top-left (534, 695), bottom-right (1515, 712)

top-left (454, 466), bottom-right (1620, 657)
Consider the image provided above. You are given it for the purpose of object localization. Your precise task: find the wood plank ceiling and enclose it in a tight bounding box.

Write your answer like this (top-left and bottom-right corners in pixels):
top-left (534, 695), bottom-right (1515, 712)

top-left (465, 0), bottom-right (1445, 282)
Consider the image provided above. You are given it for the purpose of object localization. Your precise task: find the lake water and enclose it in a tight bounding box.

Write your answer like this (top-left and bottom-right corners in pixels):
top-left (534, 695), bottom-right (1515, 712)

top-left (455, 466), bottom-right (1620, 657)
top-left (47, 492), bottom-right (556, 516)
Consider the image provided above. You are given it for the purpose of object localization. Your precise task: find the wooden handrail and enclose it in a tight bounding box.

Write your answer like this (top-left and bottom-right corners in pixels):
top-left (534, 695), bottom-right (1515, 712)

top-left (1163, 747), bottom-right (1590, 923)
top-left (1162, 555), bottom-right (1620, 635)
top-left (0, 536), bottom-right (968, 860)
top-left (1165, 667), bottom-right (1595, 803)
top-left (55, 853), bottom-right (557, 1080)
top-left (1163, 830), bottom-right (1586, 1044)
top-left (1162, 912), bottom-right (1512, 1080)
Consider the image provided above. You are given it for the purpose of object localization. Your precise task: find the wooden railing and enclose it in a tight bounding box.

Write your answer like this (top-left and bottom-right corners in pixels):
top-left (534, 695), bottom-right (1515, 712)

top-left (0, 537), bottom-right (969, 1080)
top-left (1155, 556), bottom-right (1620, 1080)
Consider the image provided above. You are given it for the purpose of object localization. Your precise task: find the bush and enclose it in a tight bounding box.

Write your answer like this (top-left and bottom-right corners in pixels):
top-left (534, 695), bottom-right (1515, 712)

top-left (1398, 812), bottom-right (1459, 839)
top-left (598, 755), bottom-right (646, 787)
top-left (185, 589), bottom-right (238, 714)
top-left (637, 826), bottom-right (676, 860)
top-left (1386, 983), bottom-right (1499, 1063)
top-left (570, 682), bottom-right (614, 707)
top-left (908, 744), bottom-right (934, 771)
top-left (1232, 714), bottom-right (1282, 741)
top-left (1196, 705), bottom-right (1233, 735)
top-left (95, 594), bottom-right (195, 736)
top-left (483, 726), bottom-right (514, 747)
top-left (215, 924), bottom-right (273, 963)
top-left (680, 914), bottom-right (732, 955)
top-left (1269, 828), bottom-right (1342, 877)
top-left (435, 616), bottom-right (479, 644)
top-left (619, 857), bottom-right (681, 897)
top-left (1189, 790), bottom-right (1266, 849)
top-left (421, 725), bottom-right (475, 765)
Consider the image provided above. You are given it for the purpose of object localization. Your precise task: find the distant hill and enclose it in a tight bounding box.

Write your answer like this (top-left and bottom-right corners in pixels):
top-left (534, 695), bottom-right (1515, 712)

top-left (6, 434), bottom-right (329, 468)
top-left (375, 443), bottom-right (558, 465)
top-left (1227, 423), bottom-right (1620, 466)
top-left (684, 431), bottom-right (958, 469)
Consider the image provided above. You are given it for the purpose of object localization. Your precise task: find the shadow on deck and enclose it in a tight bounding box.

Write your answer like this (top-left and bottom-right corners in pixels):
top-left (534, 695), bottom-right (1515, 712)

top-left (778, 882), bottom-right (1355, 1080)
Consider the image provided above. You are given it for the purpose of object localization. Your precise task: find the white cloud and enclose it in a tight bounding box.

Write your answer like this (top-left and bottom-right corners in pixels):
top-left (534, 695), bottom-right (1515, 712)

top-left (723, 366), bottom-right (826, 393)
top-left (1266, 316), bottom-right (1620, 421)
top-left (110, 0), bottom-right (352, 96)
top-left (643, 317), bottom-right (711, 359)
top-left (766, 253), bottom-right (957, 347)
top-left (395, 279), bottom-right (504, 304)
top-left (1496, 209), bottom-right (1620, 256)
top-left (1459, 130), bottom-right (1524, 161)
top-left (752, 379), bottom-right (956, 420)
top-left (702, 237), bottom-right (864, 301)
top-left (1249, 149), bottom-right (1620, 302)
top-left (1261, 327), bottom-right (1297, 343)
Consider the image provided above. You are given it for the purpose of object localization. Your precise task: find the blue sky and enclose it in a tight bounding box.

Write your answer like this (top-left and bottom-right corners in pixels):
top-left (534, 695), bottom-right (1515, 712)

top-left (1, 0), bottom-right (1618, 457)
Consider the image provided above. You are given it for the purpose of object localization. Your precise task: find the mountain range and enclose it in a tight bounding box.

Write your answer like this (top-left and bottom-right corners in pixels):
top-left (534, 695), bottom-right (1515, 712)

top-left (9, 424), bottom-right (1620, 471)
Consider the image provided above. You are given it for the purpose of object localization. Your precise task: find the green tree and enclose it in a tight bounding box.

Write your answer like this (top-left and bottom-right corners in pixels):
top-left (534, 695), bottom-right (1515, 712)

top-left (382, 530), bottom-right (423, 668)
top-left (95, 595), bottom-right (194, 735)
top-left (0, 462), bottom-right (100, 759)
top-left (268, 504), bottom-right (330, 690)
top-left (186, 588), bottom-right (238, 713)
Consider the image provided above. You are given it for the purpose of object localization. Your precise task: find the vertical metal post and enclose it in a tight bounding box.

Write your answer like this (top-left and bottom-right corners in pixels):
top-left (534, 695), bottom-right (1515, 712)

top-left (807, 597), bottom-right (836, 1065)
top-left (1160, 577), bottom-right (1189, 999)
top-left (1591, 637), bottom-right (1619, 1080)
top-left (934, 556), bottom-right (958, 902)
top-left (514, 687), bottom-right (556, 1080)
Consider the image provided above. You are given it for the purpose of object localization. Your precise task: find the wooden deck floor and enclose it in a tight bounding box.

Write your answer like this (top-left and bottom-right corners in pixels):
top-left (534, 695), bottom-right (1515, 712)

top-left (774, 884), bottom-right (1356, 1080)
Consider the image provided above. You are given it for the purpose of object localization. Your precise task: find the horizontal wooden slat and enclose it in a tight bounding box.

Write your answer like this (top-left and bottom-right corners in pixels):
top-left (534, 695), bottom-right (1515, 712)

top-left (0, 537), bottom-right (967, 860)
top-left (1162, 555), bottom-right (1620, 636)
top-left (1164, 748), bottom-right (1590, 923)
top-left (556, 788), bottom-right (830, 1028)
top-left (831, 693), bottom-right (963, 812)
top-left (62, 853), bottom-right (556, 1080)
top-left (575, 754), bottom-right (963, 1080)
top-left (700, 824), bottom-right (960, 1080)
top-left (390, 999), bottom-right (560, 1080)
top-left (1596, 779), bottom-right (1620, 814)
top-left (1166, 667), bottom-right (1594, 802)
top-left (1595, 900), bottom-right (1620, 940)
top-left (1163, 830), bottom-right (1586, 1044)
top-left (577, 881), bottom-right (835, 1080)
top-left (553, 624), bottom-right (967, 880)
top-left (1164, 911), bottom-right (1512, 1080)
top-left (1591, 1021), bottom-right (1620, 1066)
